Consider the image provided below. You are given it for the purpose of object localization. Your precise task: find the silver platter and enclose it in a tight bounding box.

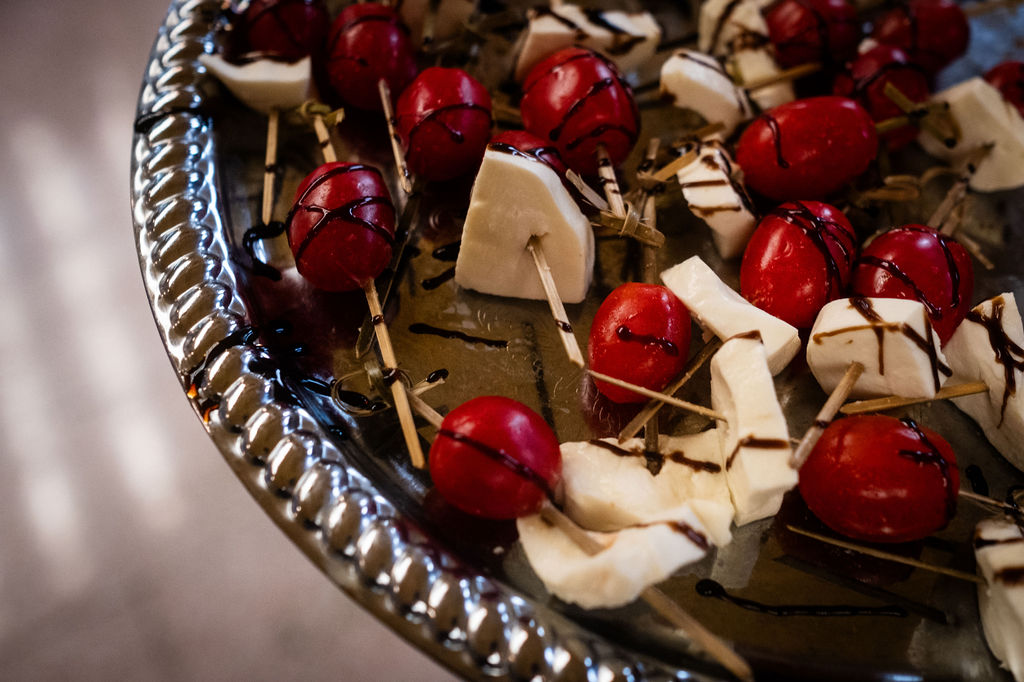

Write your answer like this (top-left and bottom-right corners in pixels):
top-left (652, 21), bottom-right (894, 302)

top-left (131, 1), bottom-right (1024, 679)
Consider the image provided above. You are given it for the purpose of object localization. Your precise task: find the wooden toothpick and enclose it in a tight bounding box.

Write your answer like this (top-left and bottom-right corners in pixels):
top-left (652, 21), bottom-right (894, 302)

top-left (587, 369), bottom-right (725, 421)
top-left (786, 525), bottom-right (984, 585)
top-left (618, 339), bottom-right (722, 442)
top-left (596, 144), bottom-right (627, 218)
top-left (307, 106), bottom-right (426, 469)
top-left (262, 109), bottom-right (280, 225)
top-left (790, 362), bottom-right (864, 469)
top-left (526, 235), bottom-right (585, 367)
top-left (378, 79), bottom-right (415, 194)
top-left (840, 380), bottom-right (989, 415)
top-left (540, 503), bottom-right (753, 682)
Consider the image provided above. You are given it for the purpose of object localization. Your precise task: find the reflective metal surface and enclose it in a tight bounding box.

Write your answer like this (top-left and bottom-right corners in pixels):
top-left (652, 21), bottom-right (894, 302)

top-left (0, 0), bottom-right (454, 678)
top-left (128, 0), bottom-right (1024, 680)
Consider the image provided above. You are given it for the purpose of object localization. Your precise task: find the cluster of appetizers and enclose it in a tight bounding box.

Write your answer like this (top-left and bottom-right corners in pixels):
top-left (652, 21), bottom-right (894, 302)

top-left (199, 1), bottom-right (1024, 678)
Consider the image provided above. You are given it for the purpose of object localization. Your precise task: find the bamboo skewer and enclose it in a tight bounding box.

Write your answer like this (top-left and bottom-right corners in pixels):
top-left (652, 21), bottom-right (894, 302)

top-left (649, 148), bottom-right (699, 184)
top-left (883, 81), bottom-right (960, 148)
top-left (637, 139), bottom-right (662, 451)
top-left (378, 79), bottom-right (415, 194)
top-left (596, 144), bottom-right (627, 218)
top-left (790, 362), bottom-right (864, 469)
top-left (540, 503), bottom-right (754, 682)
top-left (406, 399), bottom-right (753, 681)
top-left (526, 236), bottom-right (585, 367)
top-left (786, 525), bottom-right (984, 584)
top-left (840, 381), bottom-right (989, 415)
top-left (929, 144), bottom-right (993, 233)
top-left (307, 106), bottom-right (426, 469)
top-left (618, 339), bottom-right (723, 442)
top-left (402, 350), bottom-right (749, 679)
top-left (588, 369), bottom-right (725, 421)
top-left (262, 109), bottom-right (280, 225)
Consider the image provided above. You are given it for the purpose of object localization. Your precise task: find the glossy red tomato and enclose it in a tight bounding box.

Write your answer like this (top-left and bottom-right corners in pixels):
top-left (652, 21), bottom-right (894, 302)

top-left (520, 47), bottom-right (640, 176)
top-left (395, 67), bottom-right (493, 182)
top-left (851, 224), bottom-right (973, 344)
top-left (871, 0), bottom-right (969, 76)
top-left (764, 0), bottom-right (860, 68)
top-left (488, 130), bottom-right (569, 176)
top-left (285, 162), bottom-right (395, 291)
top-left (985, 61), bottom-right (1024, 118)
top-left (242, 0), bottom-right (329, 60)
top-left (740, 201), bottom-right (857, 329)
top-left (588, 283), bottom-right (691, 404)
top-left (326, 3), bottom-right (417, 111)
top-left (429, 396), bottom-right (562, 519)
top-left (735, 96), bottom-right (877, 201)
top-left (799, 415), bottom-right (958, 543)
top-left (833, 45), bottom-right (931, 150)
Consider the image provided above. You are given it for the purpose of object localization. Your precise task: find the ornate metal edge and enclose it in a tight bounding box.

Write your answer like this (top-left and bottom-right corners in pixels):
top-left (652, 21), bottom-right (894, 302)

top-left (130, 2), bottom-right (719, 679)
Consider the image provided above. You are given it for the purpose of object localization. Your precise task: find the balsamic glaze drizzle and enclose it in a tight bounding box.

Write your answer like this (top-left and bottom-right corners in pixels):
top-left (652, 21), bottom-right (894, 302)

top-left (615, 325), bottom-right (679, 356)
top-left (587, 439), bottom-right (721, 476)
top-left (408, 323), bottom-right (509, 348)
top-left (965, 296), bottom-right (1024, 424)
top-left (437, 428), bottom-right (556, 500)
top-left (811, 297), bottom-right (951, 393)
top-left (725, 435), bottom-right (791, 470)
top-left (407, 103), bottom-right (492, 144)
top-left (764, 114), bottom-right (790, 169)
top-left (696, 580), bottom-right (908, 618)
top-left (286, 165), bottom-right (395, 263)
top-left (898, 417), bottom-right (957, 520)
top-left (242, 220), bottom-right (286, 280)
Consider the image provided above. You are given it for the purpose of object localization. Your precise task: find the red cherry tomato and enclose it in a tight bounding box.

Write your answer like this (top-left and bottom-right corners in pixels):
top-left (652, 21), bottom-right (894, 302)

top-left (740, 201), bottom-right (857, 329)
top-left (851, 224), bottom-right (973, 344)
top-left (985, 61), bottom-right (1024, 118)
top-left (735, 96), bottom-right (877, 201)
top-left (871, 0), bottom-right (969, 76)
top-left (285, 162), bottom-right (395, 291)
top-left (764, 0), bottom-right (860, 69)
top-left (489, 130), bottom-right (569, 176)
top-left (833, 45), bottom-right (930, 151)
top-left (588, 283), bottom-right (691, 404)
top-left (429, 396), bottom-right (562, 519)
top-left (242, 0), bottom-right (329, 60)
top-left (395, 67), bottom-right (493, 182)
top-left (520, 47), bottom-right (640, 176)
top-left (799, 415), bottom-right (959, 543)
top-left (326, 3), bottom-right (417, 111)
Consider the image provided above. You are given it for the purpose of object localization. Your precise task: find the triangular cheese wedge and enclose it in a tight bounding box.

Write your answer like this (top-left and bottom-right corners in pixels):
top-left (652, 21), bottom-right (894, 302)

top-left (199, 54), bottom-right (314, 114)
top-left (455, 146), bottom-right (594, 303)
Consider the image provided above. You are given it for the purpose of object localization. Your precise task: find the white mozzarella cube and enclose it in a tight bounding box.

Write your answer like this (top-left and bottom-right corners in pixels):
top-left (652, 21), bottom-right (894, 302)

top-left (455, 146), bottom-right (594, 303)
top-left (199, 54), bottom-right (314, 114)
top-left (945, 293), bottom-right (1024, 472)
top-left (727, 48), bottom-right (796, 111)
top-left (674, 141), bottom-right (757, 259)
top-left (514, 5), bottom-right (661, 83)
top-left (560, 432), bottom-right (733, 547)
top-left (974, 516), bottom-right (1024, 681)
top-left (517, 504), bottom-right (710, 609)
top-left (398, 0), bottom-right (476, 46)
top-left (661, 256), bottom-right (800, 375)
top-left (711, 335), bottom-right (796, 525)
top-left (919, 78), bottom-right (1024, 192)
top-left (659, 50), bottom-right (753, 139)
top-left (807, 297), bottom-right (950, 400)
top-left (699, 0), bottom-right (770, 56)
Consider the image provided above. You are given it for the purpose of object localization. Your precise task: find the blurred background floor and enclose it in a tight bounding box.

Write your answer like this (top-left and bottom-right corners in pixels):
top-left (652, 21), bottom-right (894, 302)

top-left (0, 1), bottom-right (457, 679)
